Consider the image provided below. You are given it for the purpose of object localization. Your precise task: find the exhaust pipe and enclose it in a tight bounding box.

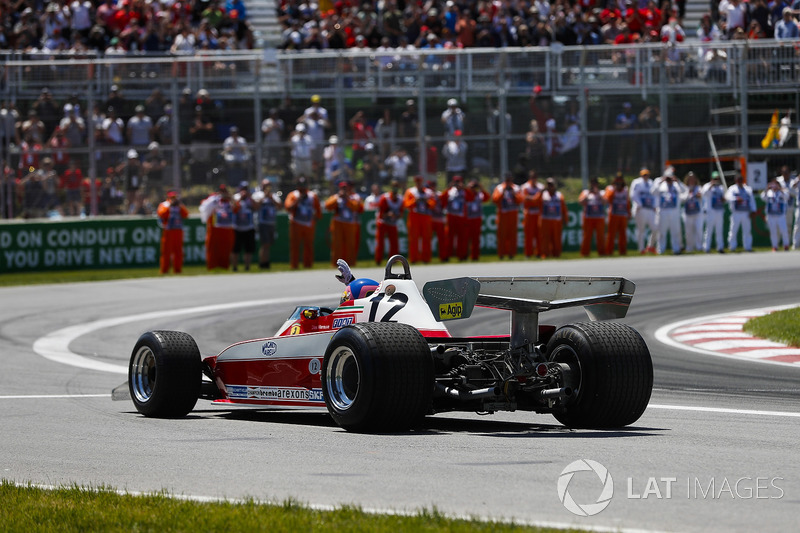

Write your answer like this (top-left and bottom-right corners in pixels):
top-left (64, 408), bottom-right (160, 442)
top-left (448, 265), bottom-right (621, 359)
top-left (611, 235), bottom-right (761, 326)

top-left (534, 386), bottom-right (573, 400)
top-left (435, 383), bottom-right (501, 400)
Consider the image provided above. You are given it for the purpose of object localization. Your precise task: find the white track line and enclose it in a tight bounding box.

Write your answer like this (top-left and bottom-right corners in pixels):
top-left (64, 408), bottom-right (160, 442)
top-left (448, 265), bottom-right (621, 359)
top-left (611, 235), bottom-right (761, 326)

top-left (0, 394), bottom-right (110, 399)
top-left (654, 304), bottom-right (800, 369)
top-left (32, 293), bottom-right (341, 374)
top-left (648, 404), bottom-right (800, 418)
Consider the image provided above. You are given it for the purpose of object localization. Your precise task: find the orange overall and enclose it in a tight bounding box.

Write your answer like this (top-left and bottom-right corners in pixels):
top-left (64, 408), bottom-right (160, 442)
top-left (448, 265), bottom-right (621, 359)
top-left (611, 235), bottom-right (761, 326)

top-left (535, 190), bottom-right (568, 258)
top-left (492, 182), bottom-right (521, 258)
top-left (403, 185), bottom-right (435, 263)
top-left (375, 192), bottom-right (403, 263)
top-left (157, 200), bottom-right (189, 273)
top-left (519, 181), bottom-right (543, 258)
top-left (444, 185), bottom-right (468, 260)
top-left (604, 185), bottom-right (630, 255)
top-left (578, 189), bottom-right (607, 256)
top-left (430, 190), bottom-right (448, 261)
top-left (285, 189), bottom-right (321, 269)
top-left (464, 187), bottom-right (488, 260)
top-left (205, 198), bottom-right (236, 270)
top-left (325, 192), bottom-right (364, 266)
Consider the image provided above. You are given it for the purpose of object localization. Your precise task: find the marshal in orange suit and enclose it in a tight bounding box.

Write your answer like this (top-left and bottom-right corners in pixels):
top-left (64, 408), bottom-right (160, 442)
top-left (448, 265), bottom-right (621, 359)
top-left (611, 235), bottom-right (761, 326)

top-left (578, 177), bottom-right (608, 257)
top-left (403, 175), bottom-right (435, 263)
top-left (534, 178), bottom-right (568, 258)
top-left (324, 181), bottom-right (364, 267)
top-left (491, 173), bottom-right (521, 259)
top-left (156, 190), bottom-right (189, 274)
top-left (604, 172), bottom-right (630, 256)
top-left (284, 176), bottom-right (322, 269)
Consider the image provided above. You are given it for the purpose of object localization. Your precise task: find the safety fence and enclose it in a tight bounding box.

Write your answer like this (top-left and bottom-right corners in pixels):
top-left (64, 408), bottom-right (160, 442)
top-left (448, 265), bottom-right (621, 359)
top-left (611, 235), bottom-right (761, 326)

top-left (1, 43), bottom-right (799, 220)
top-left (0, 202), bottom-right (777, 274)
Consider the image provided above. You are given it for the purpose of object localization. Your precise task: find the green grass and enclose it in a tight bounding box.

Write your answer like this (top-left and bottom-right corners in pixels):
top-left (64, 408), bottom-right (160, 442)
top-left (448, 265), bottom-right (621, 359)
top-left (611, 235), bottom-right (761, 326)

top-left (743, 307), bottom-right (800, 348)
top-left (0, 481), bottom-right (579, 533)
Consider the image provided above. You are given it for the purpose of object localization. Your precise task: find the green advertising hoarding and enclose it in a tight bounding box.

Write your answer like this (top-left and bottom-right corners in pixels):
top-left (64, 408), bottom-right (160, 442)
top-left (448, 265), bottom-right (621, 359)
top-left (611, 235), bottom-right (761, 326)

top-left (0, 203), bottom-right (772, 273)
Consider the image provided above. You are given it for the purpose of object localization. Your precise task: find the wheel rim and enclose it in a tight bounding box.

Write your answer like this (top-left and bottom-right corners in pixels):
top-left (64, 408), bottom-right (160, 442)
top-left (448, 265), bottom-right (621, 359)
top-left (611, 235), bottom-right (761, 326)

top-left (326, 345), bottom-right (360, 411)
top-left (550, 343), bottom-right (582, 401)
top-left (131, 345), bottom-right (157, 404)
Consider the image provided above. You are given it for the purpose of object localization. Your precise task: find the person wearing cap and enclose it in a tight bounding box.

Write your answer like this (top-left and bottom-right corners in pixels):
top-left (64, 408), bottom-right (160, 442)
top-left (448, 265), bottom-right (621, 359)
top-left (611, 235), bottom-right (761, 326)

top-left (404, 175), bottom-right (436, 263)
top-left (323, 135), bottom-right (346, 185)
top-left (682, 172), bottom-right (704, 253)
top-left (252, 179), bottom-right (282, 269)
top-left (284, 177), bottom-right (322, 269)
top-left (578, 177), bottom-right (608, 257)
top-left (375, 180), bottom-right (405, 264)
top-left (231, 182), bottom-right (258, 271)
top-left (223, 125), bottom-right (251, 187)
top-left (58, 102), bottom-right (86, 154)
top-left (443, 129), bottom-right (468, 181)
top-left (652, 166), bottom-right (686, 255)
top-left (261, 108), bottom-right (285, 171)
top-left (324, 180), bottom-right (363, 267)
top-left (725, 173), bottom-right (756, 252)
top-left (115, 148), bottom-right (143, 214)
top-left (126, 105), bottom-right (153, 149)
top-left (303, 95), bottom-right (329, 122)
top-left (629, 167), bottom-right (658, 254)
top-left (701, 171), bottom-right (727, 253)
top-left (615, 102), bottom-right (638, 173)
top-left (775, 7), bottom-right (799, 40)
top-left (157, 190), bottom-right (189, 274)
top-left (199, 185), bottom-right (236, 270)
top-left (441, 98), bottom-right (465, 137)
top-left (518, 170), bottom-right (543, 258)
top-left (142, 141), bottom-right (167, 202)
top-left (533, 178), bottom-right (568, 258)
top-left (32, 86), bottom-right (60, 136)
top-left (60, 159), bottom-right (84, 217)
top-left (444, 175), bottom-right (468, 260)
top-left (384, 147), bottom-right (413, 183)
top-left (604, 172), bottom-right (631, 255)
top-left (46, 124), bottom-right (71, 176)
top-left (290, 123), bottom-right (314, 179)
top-left (775, 165), bottom-right (796, 245)
top-left (760, 177), bottom-right (791, 251)
top-left (491, 173), bottom-right (522, 259)
top-left (300, 101), bottom-right (330, 180)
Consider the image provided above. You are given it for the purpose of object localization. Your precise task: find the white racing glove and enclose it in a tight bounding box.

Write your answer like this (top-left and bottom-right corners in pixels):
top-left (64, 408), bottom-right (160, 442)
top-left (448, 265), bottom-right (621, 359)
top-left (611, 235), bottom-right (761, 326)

top-left (335, 259), bottom-right (355, 285)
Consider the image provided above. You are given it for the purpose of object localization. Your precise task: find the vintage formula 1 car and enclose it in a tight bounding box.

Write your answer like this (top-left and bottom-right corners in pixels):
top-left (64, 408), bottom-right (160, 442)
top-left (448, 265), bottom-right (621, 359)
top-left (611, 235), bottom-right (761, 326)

top-left (122, 256), bottom-right (653, 432)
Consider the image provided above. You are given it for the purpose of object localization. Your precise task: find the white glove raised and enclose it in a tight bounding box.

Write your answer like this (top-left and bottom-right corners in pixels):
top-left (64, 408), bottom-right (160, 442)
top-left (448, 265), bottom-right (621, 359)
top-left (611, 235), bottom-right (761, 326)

top-left (335, 259), bottom-right (355, 285)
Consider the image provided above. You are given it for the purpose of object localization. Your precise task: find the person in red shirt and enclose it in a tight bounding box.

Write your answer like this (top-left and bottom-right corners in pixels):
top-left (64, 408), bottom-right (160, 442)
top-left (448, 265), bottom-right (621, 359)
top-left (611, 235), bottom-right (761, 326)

top-left (491, 173), bottom-right (521, 259)
top-left (444, 175), bottom-right (468, 261)
top-left (428, 179), bottom-right (449, 262)
top-left (284, 176), bottom-right (321, 270)
top-left (464, 179), bottom-right (488, 260)
top-left (374, 179), bottom-right (404, 264)
top-left (604, 172), bottom-right (631, 255)
top-left (518, 170), bottom-right (543, 258)
top-left (199, 185), bottom-right (236, 270)
top-left (535, 178), bottom-right (568, 258)
top-left (578, 177), bottom-right (608, 257)
top-left (157, 190), bottom-right (189, 274)
top-left (60, 159), bottom-right (83, 216)
top-left (403, 175), bottom-right (436, 263)
top-left (324, 180), bottom-right (364, 267)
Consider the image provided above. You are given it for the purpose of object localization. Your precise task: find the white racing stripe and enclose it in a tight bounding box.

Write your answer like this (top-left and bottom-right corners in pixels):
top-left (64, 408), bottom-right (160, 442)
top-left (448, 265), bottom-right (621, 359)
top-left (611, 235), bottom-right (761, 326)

top-left (32, 293), bottom-right (341, 375)
top-left (649, 404), bottom-right (800, 418)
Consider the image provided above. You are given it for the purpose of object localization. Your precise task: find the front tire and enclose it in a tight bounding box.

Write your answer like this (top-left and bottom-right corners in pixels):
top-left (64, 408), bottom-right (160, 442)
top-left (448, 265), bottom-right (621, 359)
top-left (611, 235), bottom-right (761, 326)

top-left (322, 322), bottom-right (434, 432)
top-left (128, 330), bottom-right (201, 418)
top-left (547, 322), bottom-right (653, 428)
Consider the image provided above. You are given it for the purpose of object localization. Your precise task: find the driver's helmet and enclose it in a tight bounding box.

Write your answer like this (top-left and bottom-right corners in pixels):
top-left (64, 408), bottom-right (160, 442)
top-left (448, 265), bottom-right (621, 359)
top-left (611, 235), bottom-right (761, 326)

top-left (340, 278), bottom-right (379, 304)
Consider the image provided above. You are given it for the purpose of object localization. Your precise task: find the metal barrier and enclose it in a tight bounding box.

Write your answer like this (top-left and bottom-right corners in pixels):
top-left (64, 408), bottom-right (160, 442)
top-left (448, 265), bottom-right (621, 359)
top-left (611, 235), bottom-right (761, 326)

top-left (1, 43), bottom-right (798, 219)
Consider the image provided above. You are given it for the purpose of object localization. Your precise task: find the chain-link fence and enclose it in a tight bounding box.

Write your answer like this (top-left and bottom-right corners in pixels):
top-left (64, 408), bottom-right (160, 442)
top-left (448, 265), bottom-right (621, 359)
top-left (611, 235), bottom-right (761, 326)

top-left (1, 42), bottom-right (799, 219)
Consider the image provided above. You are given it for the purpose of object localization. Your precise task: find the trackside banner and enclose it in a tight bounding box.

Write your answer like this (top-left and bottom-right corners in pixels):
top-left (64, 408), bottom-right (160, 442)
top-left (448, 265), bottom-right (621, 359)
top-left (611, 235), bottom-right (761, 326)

top-left (0, 204), bottom-right (770, 273)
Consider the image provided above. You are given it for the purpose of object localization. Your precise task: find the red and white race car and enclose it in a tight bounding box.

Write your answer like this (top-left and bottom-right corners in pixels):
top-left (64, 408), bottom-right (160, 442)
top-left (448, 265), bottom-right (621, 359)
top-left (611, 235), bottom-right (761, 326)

top-left (123, 256), bottom-right (653, 432)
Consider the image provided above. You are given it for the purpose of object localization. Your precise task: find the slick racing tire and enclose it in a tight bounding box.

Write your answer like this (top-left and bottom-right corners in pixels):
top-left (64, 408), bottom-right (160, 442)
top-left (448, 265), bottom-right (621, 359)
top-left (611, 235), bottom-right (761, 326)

top-left (547, 322), bottom-right (653, 428)
top-left (128, 330), bottom-right (201, 418)
top-left (322, 322), bottom-right (434, 432)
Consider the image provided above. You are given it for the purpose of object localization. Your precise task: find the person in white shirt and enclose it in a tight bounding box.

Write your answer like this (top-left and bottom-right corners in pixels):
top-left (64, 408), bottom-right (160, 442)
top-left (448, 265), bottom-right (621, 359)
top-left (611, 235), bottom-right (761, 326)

top-left (651, 167), bottom-right (686, 254)
top-left (223, 126), bottom-right (251, 187)
top-left (761, 178), bottom-right (791, 251)
top-left (629, 168), bottom-right (657, 253)
top-left (261, 107), bottom-right (284, 170)
top-left (701, 171), bottom-right (727, 253)
top-left (725, 173), bottom-right (756, 252)
top-left (681, 171), bottom-right (704, 252)
top-left (126, 105), bottom-right (153, 148)
top-left (290, 123), bottom-right (314, 179)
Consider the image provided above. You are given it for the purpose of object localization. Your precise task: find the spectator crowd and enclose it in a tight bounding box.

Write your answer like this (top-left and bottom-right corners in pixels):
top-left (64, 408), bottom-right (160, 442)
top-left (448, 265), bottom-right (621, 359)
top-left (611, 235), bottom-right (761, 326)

top-left (0, 0), bottom-right (255, 53)
top-left (277, 0), bottom-right (800, 51)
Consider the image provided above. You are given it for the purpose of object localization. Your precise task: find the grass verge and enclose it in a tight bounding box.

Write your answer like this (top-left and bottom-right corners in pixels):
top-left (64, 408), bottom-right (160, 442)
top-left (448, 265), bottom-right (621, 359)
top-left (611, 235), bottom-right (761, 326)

top-left (0, 481), bottom-right (579, 533)
top-left (742, 307), bottom-right (800, 348)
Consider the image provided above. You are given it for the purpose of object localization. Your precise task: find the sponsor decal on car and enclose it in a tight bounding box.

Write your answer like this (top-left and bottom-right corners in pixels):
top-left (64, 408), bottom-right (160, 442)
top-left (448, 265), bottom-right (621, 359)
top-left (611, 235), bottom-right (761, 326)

top-left (227, 385), bottom-right (324, 402)
top-left (261, 341), bottom-right (278, 356)
top-left (332, 316), bottom-right (354, 328)
top-left (439, 302), bottom-right (463, 320)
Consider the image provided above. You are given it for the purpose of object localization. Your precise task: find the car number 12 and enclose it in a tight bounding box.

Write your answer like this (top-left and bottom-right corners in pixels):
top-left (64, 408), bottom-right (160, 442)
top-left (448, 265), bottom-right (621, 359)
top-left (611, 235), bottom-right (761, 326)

top-left (368, 292), bottom-right (408, 322)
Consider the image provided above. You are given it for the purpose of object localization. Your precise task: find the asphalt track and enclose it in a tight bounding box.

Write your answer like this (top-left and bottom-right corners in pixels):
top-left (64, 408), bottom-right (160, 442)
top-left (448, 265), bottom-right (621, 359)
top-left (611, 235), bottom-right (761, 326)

top-left (2, 253), bottom-right (799, 532)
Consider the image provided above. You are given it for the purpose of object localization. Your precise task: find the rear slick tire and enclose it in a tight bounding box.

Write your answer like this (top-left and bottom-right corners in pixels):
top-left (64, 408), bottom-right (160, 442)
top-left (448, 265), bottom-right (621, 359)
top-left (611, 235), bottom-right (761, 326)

top-left (128, 330), bottom-right (201, 418)
top-left (547, 322), bottom-right (653, 428)
top-left (322, 322), bottom-right (434, 432)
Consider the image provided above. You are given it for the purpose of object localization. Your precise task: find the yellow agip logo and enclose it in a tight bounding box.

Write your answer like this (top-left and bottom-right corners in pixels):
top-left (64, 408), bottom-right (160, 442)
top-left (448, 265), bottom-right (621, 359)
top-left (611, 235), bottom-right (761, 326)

top-left (439, 302), bottom-right (463, 320)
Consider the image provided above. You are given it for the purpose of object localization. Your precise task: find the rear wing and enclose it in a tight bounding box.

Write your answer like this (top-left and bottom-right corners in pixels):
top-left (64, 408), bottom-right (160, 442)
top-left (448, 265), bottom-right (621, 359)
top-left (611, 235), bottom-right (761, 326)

top-left (422, 276), bottom-right (635, 323)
